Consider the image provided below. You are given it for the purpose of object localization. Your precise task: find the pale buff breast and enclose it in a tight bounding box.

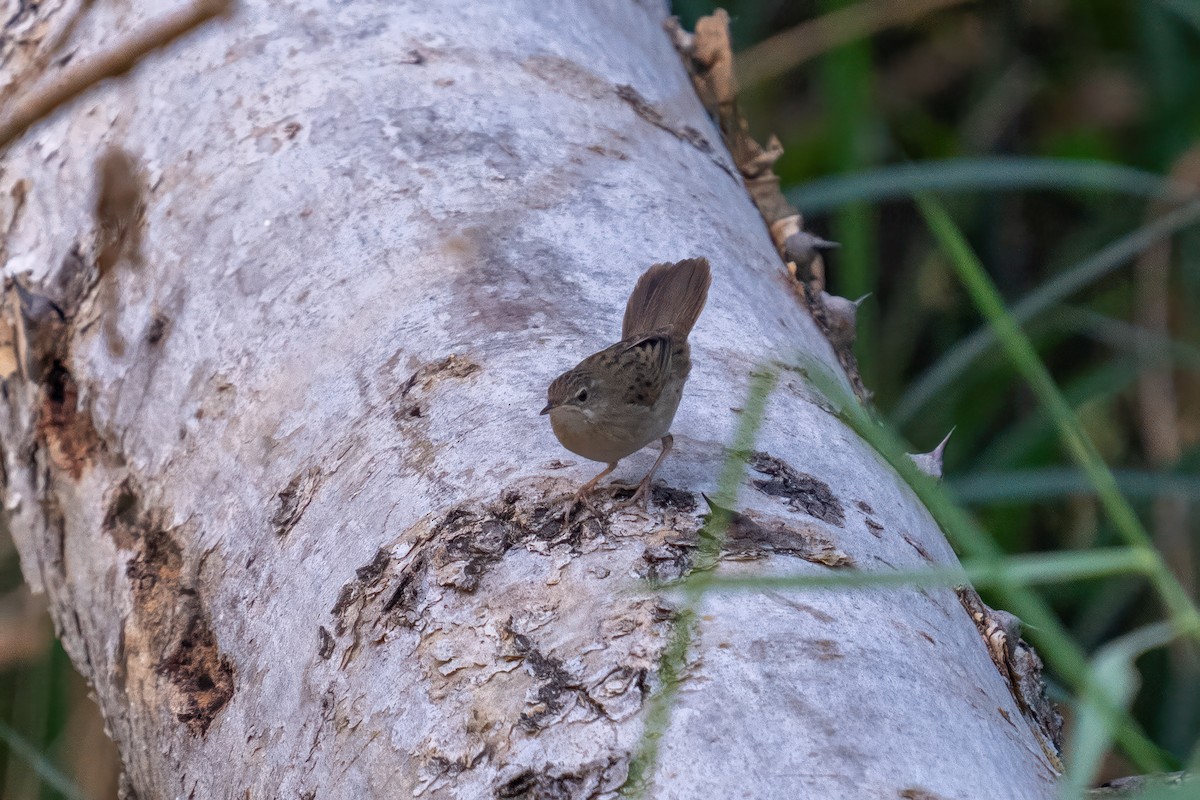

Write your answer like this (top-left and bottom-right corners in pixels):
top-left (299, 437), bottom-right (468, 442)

top-left (548, 376), bottom-right (685, 464)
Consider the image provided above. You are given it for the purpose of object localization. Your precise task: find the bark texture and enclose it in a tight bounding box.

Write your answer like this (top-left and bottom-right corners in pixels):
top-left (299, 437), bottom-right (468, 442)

top-left (1, 1), bottom-right (1060, 797)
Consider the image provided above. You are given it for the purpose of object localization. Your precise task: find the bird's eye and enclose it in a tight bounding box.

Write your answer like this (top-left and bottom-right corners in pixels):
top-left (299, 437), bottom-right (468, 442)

top-left (576, 389), bottom-right (589, 403)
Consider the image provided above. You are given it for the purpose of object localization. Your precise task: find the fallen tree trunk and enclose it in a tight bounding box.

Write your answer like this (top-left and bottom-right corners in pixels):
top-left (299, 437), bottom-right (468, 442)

top-left (1, 0), bottom-right (1061, 797)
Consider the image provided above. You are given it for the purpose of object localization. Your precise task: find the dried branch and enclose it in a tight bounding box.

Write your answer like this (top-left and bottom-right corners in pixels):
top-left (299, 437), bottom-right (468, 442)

top-left (0, 0), bottom-right (233, 150)
top-left (736, 0), bottom-right (972, 90)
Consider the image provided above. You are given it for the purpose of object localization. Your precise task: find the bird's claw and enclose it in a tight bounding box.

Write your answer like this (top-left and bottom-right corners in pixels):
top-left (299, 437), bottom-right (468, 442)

top-left (562, 489), bottom-right (600, 527)
top-left (614, 480), bottom-right (653, 512)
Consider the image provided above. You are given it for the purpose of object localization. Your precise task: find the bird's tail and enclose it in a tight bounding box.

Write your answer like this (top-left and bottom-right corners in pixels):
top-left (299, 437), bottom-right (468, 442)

top-left (621, 257), bottom-right (712, 339)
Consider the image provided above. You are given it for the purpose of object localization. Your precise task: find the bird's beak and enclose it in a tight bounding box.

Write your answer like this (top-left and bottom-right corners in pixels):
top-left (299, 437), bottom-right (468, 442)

top-left (539, 403), bottom-right (553, 415)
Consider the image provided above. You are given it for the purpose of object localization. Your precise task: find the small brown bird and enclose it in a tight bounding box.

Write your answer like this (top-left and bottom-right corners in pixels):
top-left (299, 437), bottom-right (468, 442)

top-left (541, 258), bottom-right (711, 509)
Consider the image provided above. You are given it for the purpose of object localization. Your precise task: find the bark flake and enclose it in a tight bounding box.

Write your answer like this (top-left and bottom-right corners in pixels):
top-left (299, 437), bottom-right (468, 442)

top-left (272, 465), bottom-right (322, 539)
top-left (956, 587), bottom-right (1063, 766)
top-left (720, 504), bottom-right (854, 568)
top-left (493, 755), bottom-right (626, 799)
top-left (748, 451), bottom-right (845, 527)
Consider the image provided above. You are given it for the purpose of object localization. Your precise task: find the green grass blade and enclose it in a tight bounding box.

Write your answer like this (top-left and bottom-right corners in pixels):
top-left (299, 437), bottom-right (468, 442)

top-left (798, 357), bottom-right (1173, 771)
top-left (893, 199), bottom-right (1200, 425)
top-left (786, 158), bottom-right (1195, 215)
top-left (0, 720), bottom-right (88, 800)
top-left (1058, 623), bottom-right (1180, 800)
top-left (915, 192), bottom-right (1200, 638)
top-left (1155, 0), bottom-right (1200, 33)
top-left (1121, 777), bottom-right (1200, 800)
top-left (622, 368), bottom-right (777, 797)
top-left (950, 469), bottom-right (1200, 504)
top-left (691, 547), bottom-right (1152, 593)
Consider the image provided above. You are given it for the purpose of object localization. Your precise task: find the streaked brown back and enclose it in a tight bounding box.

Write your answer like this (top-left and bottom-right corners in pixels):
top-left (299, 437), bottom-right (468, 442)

top-left (621, 258), bottom-right (711, 340)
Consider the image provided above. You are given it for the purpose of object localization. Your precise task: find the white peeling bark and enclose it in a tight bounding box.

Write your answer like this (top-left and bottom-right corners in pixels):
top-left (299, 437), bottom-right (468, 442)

top-left (1, 1), bottom-right (1061, 798)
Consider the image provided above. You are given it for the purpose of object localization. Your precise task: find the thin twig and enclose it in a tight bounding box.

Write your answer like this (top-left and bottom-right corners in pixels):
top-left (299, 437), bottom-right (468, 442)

top-left (0, 0), bottom-right (96, 109)
top-left (0, 0), bottom-right (233, 150)
top-left (736, 0), bottom-right (973, 90)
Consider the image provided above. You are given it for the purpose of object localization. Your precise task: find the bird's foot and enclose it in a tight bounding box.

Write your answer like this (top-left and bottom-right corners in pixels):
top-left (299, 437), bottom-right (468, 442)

top-left (613, 478), bottom-right (654, 512)
top-left (562, 487), bottom-right (601, 527)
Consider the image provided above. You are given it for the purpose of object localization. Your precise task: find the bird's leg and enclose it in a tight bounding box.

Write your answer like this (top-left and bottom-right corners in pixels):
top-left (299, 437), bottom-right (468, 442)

top-left (564, 461), bottom-right (618, 525)
top-left (619, 434), bottom-right (673, 510)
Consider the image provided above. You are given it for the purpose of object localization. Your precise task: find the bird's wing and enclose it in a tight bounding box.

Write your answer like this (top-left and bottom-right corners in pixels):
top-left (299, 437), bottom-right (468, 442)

top-left (619, 331), bottom-right (674, 407)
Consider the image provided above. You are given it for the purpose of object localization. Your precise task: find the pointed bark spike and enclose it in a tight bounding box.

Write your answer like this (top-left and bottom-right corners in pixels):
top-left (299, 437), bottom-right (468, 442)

top-left (908, 427), bottom-right (955, 480)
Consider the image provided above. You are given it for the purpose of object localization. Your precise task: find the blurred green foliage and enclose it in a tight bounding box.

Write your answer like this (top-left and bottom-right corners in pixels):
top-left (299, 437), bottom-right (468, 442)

top-left (1, 517), bottom-right (107, 800)
top-left (674, 0), bottom-right (1200, 780)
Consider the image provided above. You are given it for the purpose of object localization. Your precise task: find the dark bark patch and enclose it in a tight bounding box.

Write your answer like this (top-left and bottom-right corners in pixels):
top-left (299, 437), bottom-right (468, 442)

top-left (640, 499), bottom-right (854, 582)
top-left (94, 148), bottom-right (147, 357)
top-left (331, 547), bottom-right (392, 634)
top-left (156, 613), bottom-right (235, 737)
top-left (496, 771), bottom-right (537, 798)
top-left (509, 627), bottom-right (573, 731)
top-left (506, 623), bottom-right (604, 733)
top-left (900, 532), bottom-right (935, 564)
top-left (94, 147), bottom-right (146, 279)
top-left (394, 354), bottom-right (481, 420)
top-left (123, 524), bottom-right (183, 613)
top-left (722, 506), bottom-right (853, 568)
top-left (807, 638), bottom-right (843, 660)
top-left (104, 478), bottom-right (142, 550)
top-left (145, 313), bottom-right (169, 345)
top-left (494, 757), bottom-right (625, 799)
top-left (439, 518), bottom-right (514, 590)
top-left (36, 362), bottom-right (101, 479)
top-left (899, 790), bottom-right (949, 800)
top-left (330, 484), bottom-right (695, 655)
top-left (271, 466), bottom-right (321, 539)
top-left (356, 547), bottom-right (391, 583)
top-left (864, 518), bottom-right (884, 538)
top-left (4, 246), bottom-right (92, 389)
top-left (856, 500), bottom-right (874, 514)
top-left (522, 54), bottom-right (610, 100)
top-left (615, 84), bottom-right (735, 180)
top-left (586, 144), bottom-right (629, 160)
top-left (105, 476), bottom-right (235, 737)
top-left (380, 555), bottom-right (424, 617)
top-left (650, 484), bottom-right (696, 512)
top-left (376, 508), bottom-right (524, 628)
top-left (317, 626), bottom-right (334, 660)
top-left (10, 278), bottom-right (69, 382)
top-left (331, 548), bottom-right (396, 667)
top-left (639, 535), bottom-right (696, 583)
top-left (748, 452), bottom-right (845, 527)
